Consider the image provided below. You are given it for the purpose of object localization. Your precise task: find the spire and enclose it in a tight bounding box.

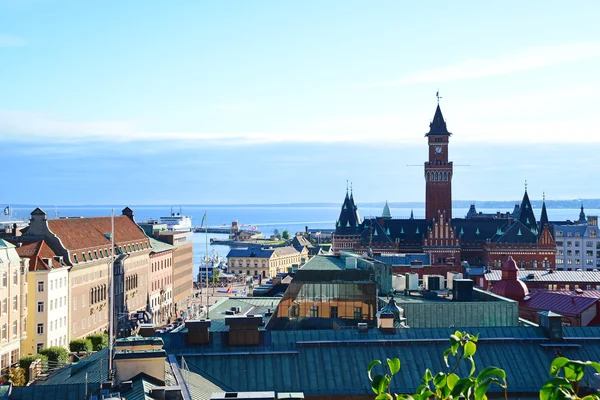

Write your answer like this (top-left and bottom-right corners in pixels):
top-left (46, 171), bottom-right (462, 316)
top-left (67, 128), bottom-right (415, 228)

top-left (410, 209), bottom-right (414, 219)
top-left (425, 95), bottom-right (451, 136)
top-left (540, 193), bottom-right (549, 231)
top-left (335, 185), bottom-right (361, 235)
top-left (518, 187), bottom-right (537, 232)
top-left (382, 201), bottom-right (392, 219)
top-left (579, 203), bottom-right (586, 224)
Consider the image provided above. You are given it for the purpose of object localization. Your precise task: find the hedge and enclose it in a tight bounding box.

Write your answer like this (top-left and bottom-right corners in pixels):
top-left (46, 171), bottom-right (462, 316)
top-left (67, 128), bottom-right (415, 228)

top-left (87, 334), bottom-right (109, 351)
top-left (69, 339), bottom-right (92, 353)
top-left (38, 346), bottom-right (68, 368)
top-left (18, 354), bottom-right (49, 381)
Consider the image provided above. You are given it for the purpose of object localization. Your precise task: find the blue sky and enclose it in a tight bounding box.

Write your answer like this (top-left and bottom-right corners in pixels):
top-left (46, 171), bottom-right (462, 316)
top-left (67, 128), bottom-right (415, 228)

top-left (1, 1), bottom-right (599, 205)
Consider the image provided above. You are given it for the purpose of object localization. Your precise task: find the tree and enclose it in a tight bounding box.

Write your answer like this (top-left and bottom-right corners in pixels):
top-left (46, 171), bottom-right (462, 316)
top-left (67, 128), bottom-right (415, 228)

top-left (272, 229), bottom-right (280, 237)
top-left (282, 230), bottom-right (290, 240)
top-left (69, 338), bottom-right (92, 353)
top-left (367, 331), bottom-right (600, 400)
top-left (8, 367), bottom-right (26, 386)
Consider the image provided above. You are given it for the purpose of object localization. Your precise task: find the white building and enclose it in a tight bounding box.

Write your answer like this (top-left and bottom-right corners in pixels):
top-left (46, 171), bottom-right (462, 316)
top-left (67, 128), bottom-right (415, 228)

top-left (0, 239), bottom-right (28, 373)
top-left (554, 213), bottom-right (600, 271)
top-left (15, 239), bottom-right (70, 355)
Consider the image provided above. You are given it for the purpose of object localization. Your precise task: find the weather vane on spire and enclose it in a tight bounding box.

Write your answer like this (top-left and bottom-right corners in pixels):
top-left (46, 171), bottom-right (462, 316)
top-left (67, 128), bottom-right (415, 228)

top-left (436, 90), bottom-right (442, 105)
top-left (524, 180), bottom-right (528, 192)
top-left (346, 180), bottom-right (349, 193)
top-left (543, 192), bottom-right (545, 202)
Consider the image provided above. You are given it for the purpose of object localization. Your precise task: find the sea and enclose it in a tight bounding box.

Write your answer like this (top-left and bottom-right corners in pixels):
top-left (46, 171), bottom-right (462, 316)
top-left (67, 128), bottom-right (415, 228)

top-left (3, 204), bottom-right (599, 279)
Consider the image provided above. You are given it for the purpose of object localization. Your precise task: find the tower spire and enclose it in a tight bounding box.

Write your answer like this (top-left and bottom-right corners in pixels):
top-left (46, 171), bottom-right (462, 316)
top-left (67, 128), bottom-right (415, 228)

top-left (540, 192), bottom-right (549, 231)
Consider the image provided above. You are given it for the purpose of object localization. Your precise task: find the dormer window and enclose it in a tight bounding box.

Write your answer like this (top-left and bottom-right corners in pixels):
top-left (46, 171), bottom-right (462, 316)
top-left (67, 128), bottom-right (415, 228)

top-left (94, 250), bottom-right (98, 259)
top-left (73, 254), bottom-right (79, 263)
top-left (82, 253), bottom-right (86, 262)
top-left (556, 231), bottom-right (563, 237)
top-left (88, 252), bottom-right (92, 260)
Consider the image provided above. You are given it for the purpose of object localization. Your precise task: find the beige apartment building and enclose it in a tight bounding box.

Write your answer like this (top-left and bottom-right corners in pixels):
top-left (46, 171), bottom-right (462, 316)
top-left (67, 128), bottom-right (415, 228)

top-left (0, 239), bottom-right (28, 373)
top-left (22, 208), bottom-right (151, 340)
top-left (227, 246), bottom-right (308, 278)
top-left (15, 239), bottom-right (70, 355)
top-left (155, 231), bottom-right (193, 319)
top-left (148, 238), bottom-right (174, 326)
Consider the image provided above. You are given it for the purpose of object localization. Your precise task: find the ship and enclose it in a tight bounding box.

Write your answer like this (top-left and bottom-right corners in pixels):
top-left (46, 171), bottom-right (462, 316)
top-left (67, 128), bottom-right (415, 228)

top-left (160, 207), bottom-right (192, 231)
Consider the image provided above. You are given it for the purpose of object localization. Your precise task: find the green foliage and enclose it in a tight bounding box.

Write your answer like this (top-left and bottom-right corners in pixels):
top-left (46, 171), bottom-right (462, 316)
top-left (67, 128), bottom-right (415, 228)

top-left (8, 367), bottom-right (26, 386)
top-left (368, 331), bottom-right (507, 400)
top-left (69, 338), bottom-right (92, 353)
top-left (87, 334), bottom-right (109, 351)
top-left (38, 346), bottom-right (68, 367)
top-left (540, 357), bottom-right (600, 400)
top-left (368, 332), bottom-right (600, 400)
top-left (282, 230), bottom-right (290, 240)
top-left (18, 354), bottom-right (49, 381)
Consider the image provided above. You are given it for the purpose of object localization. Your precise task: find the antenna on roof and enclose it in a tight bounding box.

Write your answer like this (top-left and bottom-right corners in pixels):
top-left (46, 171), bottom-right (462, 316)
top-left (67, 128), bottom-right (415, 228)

top-left (436, 90), bottom-right (442, 105)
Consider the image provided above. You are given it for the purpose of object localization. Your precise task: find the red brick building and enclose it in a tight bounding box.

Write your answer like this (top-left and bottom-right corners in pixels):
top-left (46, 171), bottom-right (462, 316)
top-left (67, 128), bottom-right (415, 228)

top-left (331, 100), bottom-right (556, 277)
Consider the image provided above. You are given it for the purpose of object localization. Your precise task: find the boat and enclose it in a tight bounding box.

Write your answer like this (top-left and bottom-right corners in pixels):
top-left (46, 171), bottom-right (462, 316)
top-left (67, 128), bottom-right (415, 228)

top-left (197, 251), bottom-right (222, 281)
top-left (160, 207), bottom-right (192, 231)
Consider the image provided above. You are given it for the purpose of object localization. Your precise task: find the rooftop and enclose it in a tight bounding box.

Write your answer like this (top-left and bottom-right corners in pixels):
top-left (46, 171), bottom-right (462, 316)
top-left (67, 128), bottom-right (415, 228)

top-left (485, 269), bottom-right (600, 283)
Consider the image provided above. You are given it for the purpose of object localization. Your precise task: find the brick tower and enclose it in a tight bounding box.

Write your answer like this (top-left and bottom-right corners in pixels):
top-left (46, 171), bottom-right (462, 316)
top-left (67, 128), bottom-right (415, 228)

top-left (424, 100), bottom-right (453, 221)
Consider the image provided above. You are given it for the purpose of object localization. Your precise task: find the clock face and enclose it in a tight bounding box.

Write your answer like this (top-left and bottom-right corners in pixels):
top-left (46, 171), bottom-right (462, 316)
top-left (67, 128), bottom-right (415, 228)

top-left (435, 146), bottom-right (442, 154)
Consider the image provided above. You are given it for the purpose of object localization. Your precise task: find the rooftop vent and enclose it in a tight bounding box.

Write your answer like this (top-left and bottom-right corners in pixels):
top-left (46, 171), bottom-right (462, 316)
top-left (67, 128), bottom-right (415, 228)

top-left (526, 273), bottom-right (535, 280)
top-left (357, 323), bottom-right (368, 333)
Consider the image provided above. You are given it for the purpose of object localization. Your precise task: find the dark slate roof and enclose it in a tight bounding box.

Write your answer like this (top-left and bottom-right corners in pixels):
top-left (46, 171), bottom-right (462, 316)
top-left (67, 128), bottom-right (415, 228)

top-left (361, 219), bottom-right (393, 244)
top-left (490, 220), bottom-right (538, 244)
top-left (452, 219), bottom-right (507, 244)
top-left (425, 104), bottom-right (451, 136)
top-left (227, 247), bottom-right (275, 259)
top-left (366, 218), bottom-right (429, 244)
top-left (167, 327), bottom-right (600, 396)
top-left (517, 190), bottom-right (538, 233)
top-left (335, 192), bottom-right (361, 235)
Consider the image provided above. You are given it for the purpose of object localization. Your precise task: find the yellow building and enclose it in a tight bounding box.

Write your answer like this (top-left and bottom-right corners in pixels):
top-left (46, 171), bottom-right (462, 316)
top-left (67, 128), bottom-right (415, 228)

top-left (227, 246), bottom-right (308, 278)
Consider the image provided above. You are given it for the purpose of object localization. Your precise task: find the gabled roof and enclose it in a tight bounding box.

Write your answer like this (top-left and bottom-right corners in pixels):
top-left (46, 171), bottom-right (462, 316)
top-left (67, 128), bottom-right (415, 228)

top-left (425, 104), bottom-right (451, 136)
top-left (520, 290), bottom-right (599, 317)
top-left (490, 220), bottom-right (538, 244)
top-left (47, 215), bottom-right (149, 252)
top-left (15, 239), bottom-right (67, 271)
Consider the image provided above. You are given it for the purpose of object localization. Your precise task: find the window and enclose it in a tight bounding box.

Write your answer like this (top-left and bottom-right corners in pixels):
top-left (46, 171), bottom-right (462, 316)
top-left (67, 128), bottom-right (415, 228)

top-left (556, 231), bottom-right (563, 237)
top-left (2, 299), bottom-right (6, 315)
top-left (13, 296), bottom-right (17, 311)
top-left (12, 321), bottom-right (17, 337)
top-left (94, 250), bottom-right (98, 259)
top-left (23, 317), bottom-right (26, 334)
top-left (587, 241), bottom-right (593, 247)
top-left (37, 281), bottom-right (44, 292)
top-left (330, 306), bottom-right (338, 319)
top-left (567, 250), bottom-right (572, 256)
top-left (12, 270), bottom-right (17, 285)
top-left (50, 321), bottom-right (53, 331)
top-left (73, 254), bottom-right (79, 263)
top-left (1, 324), bottom-right (6, 340)
top-left (567, 241), bottom-right (572, 247)
top-left (37, 323), bottom-right (44, 335)
top-left (1, 272), bottom-right (6, 287)
top-left (36, 343), bottom-right (43, 353)
top-left (591, 230), bottom-right (597, 238)
top-left (82, 252), bottom-right (86, 261)
top-left (556, 241), bottom-right (564, 247)
top-left (353, 307), bottom-right (363, 320)
top-left (309, 305), bottom-right (319, 318)
top-left (50, 280), bottom-right (53, 290)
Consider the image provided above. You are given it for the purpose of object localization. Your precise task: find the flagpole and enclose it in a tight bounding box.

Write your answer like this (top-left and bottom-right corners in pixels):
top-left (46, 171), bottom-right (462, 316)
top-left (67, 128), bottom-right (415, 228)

top-left (108, 209), bottom-right (115, 380)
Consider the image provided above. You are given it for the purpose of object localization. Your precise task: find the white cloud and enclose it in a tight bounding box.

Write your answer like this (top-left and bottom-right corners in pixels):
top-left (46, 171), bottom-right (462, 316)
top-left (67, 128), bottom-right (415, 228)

top-left (0, 34), bottom-right (26, 47)
top-left (368, 42), bottom-right (600, 87)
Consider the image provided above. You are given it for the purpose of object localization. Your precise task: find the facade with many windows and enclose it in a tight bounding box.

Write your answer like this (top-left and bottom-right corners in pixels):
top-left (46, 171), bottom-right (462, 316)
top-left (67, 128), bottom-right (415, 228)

top-left (15, 239), bottom-right (70, 355)
top-left (0, 239), bottom-right (28, 373)
top-left (227, 246), bottom-right (308, 278)
top-left (554, 215), bottom-right (599, 271)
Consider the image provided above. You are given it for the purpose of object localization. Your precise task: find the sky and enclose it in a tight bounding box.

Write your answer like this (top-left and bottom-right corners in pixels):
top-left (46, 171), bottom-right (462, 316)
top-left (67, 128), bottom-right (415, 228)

top-left (1, 1), bottom-right (599, 205)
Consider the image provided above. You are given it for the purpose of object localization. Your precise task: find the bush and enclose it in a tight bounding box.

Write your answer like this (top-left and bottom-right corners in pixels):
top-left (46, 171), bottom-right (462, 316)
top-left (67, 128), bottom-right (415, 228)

top-left (19, 354), bottom-right (48, 381)
top-left (8, 367), bottom-right (26, 386)
top-left (38, 346), bottom-right (68, 368)
top-left (69, 339), bottom-right (92, 353)
top-left (87, 334), bottom-right (109, 351)
top-left (282, 230), bottom-right (290, 240)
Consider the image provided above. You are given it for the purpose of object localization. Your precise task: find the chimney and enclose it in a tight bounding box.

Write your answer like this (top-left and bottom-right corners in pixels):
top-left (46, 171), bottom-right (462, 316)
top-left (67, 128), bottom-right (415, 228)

top-left (114, 348), bottom-right (167, 383)
top-left (122, 207), bottom-right (135, 221)
top-left (185, 320), bottom-right (211, 345)
top-left (538, 311), bottom-right (563, 341)
top-left (452, 279), bottom-right (474, 302)
top-left (226, 315), bottom-right (263, 346)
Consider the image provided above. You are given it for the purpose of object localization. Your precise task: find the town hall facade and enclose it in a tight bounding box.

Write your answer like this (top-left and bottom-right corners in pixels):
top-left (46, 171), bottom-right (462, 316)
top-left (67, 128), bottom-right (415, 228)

top-left (331, 102), bottom-right (557, 275)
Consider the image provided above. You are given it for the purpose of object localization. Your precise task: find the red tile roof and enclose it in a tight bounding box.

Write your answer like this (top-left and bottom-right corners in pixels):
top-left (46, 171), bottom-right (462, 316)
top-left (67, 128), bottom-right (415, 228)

top-left (48, 216), bottom-right (149, 252)
top-left (520, 290), bottom-right (599, 316)
top-left (15, 239), bottom-right (67, 271)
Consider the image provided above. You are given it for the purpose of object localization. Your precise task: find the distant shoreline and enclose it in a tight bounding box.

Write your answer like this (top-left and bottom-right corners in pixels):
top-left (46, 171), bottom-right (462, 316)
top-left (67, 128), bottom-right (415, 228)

top-left (5, 199), bottom-right (600, 209)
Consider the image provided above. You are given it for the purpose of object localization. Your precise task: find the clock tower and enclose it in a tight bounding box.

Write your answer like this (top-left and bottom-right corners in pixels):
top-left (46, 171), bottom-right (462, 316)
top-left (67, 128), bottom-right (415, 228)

top-left (424, 101), bottom-right (453, 221)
